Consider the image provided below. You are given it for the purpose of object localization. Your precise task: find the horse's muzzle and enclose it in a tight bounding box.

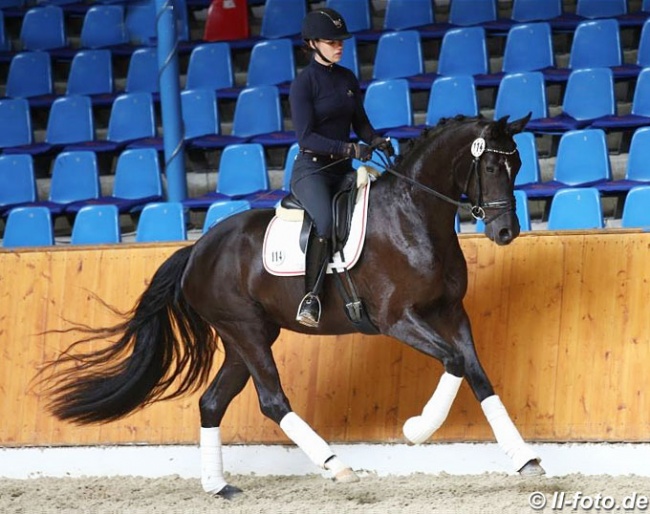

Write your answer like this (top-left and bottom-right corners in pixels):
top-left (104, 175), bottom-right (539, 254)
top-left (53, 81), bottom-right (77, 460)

top-left (484, 210), bottom-right (520, 246)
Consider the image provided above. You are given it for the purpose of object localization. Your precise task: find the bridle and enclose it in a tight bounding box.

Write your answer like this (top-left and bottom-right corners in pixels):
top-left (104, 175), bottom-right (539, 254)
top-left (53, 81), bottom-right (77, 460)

top-left (375, 136), bottom-right (519, 222)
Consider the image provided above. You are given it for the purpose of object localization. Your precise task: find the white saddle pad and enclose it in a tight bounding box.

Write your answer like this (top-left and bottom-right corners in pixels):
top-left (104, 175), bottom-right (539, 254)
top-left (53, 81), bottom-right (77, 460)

top-left (263, 167), bottom-right (375, 277)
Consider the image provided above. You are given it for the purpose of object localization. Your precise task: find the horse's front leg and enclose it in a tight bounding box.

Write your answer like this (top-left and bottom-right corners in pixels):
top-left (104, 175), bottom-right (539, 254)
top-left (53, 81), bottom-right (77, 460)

top-left (453, 311), bottom-right (545, 476)
top-left (387, 310), bottom-right (467, 444)
top-left (388, 309), bottom-right (544, 476)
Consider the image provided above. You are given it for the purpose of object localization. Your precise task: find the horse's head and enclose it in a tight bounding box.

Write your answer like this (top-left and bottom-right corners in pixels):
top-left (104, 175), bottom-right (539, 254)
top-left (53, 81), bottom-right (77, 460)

top-left (463, 114), bottom-right (531, 246)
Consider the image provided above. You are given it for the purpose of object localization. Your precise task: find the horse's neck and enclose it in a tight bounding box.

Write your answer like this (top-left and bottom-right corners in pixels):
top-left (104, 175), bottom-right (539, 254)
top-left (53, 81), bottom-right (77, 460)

top-left (370, 170), bottom-right (460, 239)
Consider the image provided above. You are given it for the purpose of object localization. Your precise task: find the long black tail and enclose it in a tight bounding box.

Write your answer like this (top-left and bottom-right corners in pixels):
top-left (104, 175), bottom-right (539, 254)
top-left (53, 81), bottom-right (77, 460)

top-left (39, 245), bottom-right (218, 424)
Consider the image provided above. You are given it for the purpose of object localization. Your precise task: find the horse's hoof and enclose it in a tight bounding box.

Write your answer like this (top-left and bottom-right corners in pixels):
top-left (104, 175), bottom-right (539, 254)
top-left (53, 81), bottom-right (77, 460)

top-left (215, 484), bottom-right (244, 500)
top-left (334, 467), bottom-right (361, 483)
top-left (518, 459), bottom-right (546, 477)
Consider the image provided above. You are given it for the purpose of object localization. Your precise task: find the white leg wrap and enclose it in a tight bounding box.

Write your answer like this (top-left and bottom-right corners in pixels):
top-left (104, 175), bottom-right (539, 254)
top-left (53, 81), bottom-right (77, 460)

top-left (280, 412), bottom-right (335, 469)
top-left (481, 395), bottom-right (540, 472)
top-left (200, 427), bottom-right (228, 495)
top-left (403, 372), bottom-right (463, 444)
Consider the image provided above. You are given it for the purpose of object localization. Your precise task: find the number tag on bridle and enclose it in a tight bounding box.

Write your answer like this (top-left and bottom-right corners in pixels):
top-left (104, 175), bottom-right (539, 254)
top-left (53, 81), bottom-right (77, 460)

top-left (471, 138), bottom-right (486, 158)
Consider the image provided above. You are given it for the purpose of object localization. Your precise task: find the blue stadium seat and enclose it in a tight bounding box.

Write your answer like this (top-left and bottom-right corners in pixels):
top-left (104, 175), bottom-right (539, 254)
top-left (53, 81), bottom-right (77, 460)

top-left (246, 38), bottom-right (295, 93)
top-left (282, 142), bottom-right (300, 191)
top-left (38, 150), bottom-right (101, 215)
top-left (202, 200), bottom-right (251, 233)
top-left (340, 36), bottom-right (359, 78)
top-left (637, 19), bottom-right (650, 69)
top-left (363, 78), bottom-right (413, 138)
top-left (621, 186), bottom-right (650, 229)
top-left (436, 27), bottom-right (498, 87)
top-left (511, 0), bottom-right (563, 22)
top-left (125, 47), bottom-right (159, 95)
top-left (513, 132), bottom-right (541, 189)
top-left (185, 42), bottom-right (238, 99)
top-left (373, 30), bottom-right (423, 80)
top-left (130, 88), bottom-right (219, 151)
top-left (19, 5), bottom-right (66, 51)
top-left (502, 22), bottom-right (555, 75)
top-left (525, 129), bottom-right (611, 198)
top-left (181, 88), bottom-right (219, 141)
top-left (449, 0), bottom-right (497, 26)
top-left (576, 0), bottom-right (626, 19)
top-left (2, 206), bottom-right (54, 248)
top-left (260, 0), bottom-right (306, 39)
top-left (0, 11), bottom-right (9, 52)
top-left (547, 188), bottom-right (604, 230)
top-left (183, 143), bottom-right (279, 209)
top-left (425, 75), bottom-right (478, 127)
top-left (80, 5), bottom-right (128, 49)
top-left (48, 95), bottom-right (94, 146)
top-left (5, 94), bottom-right (95, 156)
top-left (591, 66), bottom-right (650, 130)
top-left (135, 202), bottom-right (187, 242)
top-left (493, 71), bottom-right (548, 124)
top-left (384, 0), bottom-right (433, 30)
top-left (0, 98), bottom-right (32, 150)
top-left (70, 204), bottom-right (121, 245)
top-left (228, 86), bottom-right (296, 148)
top-left (66, 49), bottom-right (114, 105)
top-left (0, 154), bottom-right (37, 216)
top-left (597, 127), bottom-right (650, 193)
top-left (66, 148), bottom-right (163, 214)
top-left (527, 67), bottom-right (615, 133)
top-left (547, 18), bottom-right (639, 81)
top-left (66, 92), bottom-right (156, 153)
top-left (5, 51), bottom-right (54, 106)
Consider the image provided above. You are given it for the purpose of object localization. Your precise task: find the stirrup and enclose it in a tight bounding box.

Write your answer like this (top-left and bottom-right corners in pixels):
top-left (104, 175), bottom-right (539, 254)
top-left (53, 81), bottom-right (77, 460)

top-left (296, 293), bottom-right (321, 328)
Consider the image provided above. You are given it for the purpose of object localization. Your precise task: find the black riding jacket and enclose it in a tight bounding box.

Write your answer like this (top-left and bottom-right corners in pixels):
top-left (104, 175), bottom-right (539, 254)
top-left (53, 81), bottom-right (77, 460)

top-left (289, 58), bottom-right (378, 156)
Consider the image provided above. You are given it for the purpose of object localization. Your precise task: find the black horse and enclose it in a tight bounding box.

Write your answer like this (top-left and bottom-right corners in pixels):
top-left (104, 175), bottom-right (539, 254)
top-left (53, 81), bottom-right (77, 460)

top-left (41, 114), bottom-right (544, 498)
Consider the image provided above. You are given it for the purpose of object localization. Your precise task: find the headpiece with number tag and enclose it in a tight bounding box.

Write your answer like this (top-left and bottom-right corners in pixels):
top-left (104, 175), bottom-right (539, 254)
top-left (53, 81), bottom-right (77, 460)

top-left (471, 138), bottom-right (486, 158)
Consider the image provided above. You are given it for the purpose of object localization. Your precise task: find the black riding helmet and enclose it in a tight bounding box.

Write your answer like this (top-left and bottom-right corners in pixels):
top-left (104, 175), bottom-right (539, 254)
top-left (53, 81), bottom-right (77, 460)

top-left (301, 8), bottom-right (352, 41)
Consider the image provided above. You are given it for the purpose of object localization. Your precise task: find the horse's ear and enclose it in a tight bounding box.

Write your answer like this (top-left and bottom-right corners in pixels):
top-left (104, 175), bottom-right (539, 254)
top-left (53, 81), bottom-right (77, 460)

top-left (507, 113), bottom-right (532, 135)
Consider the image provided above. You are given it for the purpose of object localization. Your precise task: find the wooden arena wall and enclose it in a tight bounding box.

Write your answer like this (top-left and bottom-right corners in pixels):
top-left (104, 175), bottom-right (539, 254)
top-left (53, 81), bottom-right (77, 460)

top-left (1, 231), bottom-right (649, 447)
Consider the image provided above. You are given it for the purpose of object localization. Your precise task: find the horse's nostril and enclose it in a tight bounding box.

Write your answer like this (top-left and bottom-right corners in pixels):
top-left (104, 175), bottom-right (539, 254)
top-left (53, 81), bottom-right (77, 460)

top-left (499, 228), bottom-right (513, 243)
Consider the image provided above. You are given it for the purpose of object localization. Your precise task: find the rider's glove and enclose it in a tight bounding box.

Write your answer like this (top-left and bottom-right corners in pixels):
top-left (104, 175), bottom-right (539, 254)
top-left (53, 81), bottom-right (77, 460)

top-left (371, 136), bottom-right (395, 158)
top-left (345, 142), bottom-right (373, 162)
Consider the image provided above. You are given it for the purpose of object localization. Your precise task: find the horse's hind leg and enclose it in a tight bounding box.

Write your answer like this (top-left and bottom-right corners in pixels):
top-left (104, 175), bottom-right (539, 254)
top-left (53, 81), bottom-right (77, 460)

top-left (199, 341), bottom-right (251, 498)
top-left (219, 322), bottom-right (359, 483)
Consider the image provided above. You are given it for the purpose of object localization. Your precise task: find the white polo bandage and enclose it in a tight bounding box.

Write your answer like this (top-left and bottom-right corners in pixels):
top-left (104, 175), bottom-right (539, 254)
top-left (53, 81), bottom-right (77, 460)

top-left (481, 395), bottom-right (540, 471)
top-left (200, 427), bottom-right (228, 495)
top-left (403, 372), bottom-right (463, 444)
top-left (280, 412), bottom-right (334, 468)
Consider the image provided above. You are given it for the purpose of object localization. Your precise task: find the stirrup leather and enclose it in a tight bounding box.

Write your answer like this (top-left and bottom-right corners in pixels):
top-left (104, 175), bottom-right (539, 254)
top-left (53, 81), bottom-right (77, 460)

top-left (296, 293), bottom-right (322, 328)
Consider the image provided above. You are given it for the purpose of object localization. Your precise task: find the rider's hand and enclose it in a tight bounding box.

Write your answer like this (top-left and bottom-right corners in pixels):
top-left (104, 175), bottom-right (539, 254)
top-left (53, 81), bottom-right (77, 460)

top-left (371, 136), bottom-right (395, 158)
top-left (346, 142), bottom-right (373, 162)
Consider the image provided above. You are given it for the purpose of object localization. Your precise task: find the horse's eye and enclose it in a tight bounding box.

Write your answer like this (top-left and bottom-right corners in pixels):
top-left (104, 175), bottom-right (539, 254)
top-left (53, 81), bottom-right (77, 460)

top-left (485, 166), bottom-right (495, 174)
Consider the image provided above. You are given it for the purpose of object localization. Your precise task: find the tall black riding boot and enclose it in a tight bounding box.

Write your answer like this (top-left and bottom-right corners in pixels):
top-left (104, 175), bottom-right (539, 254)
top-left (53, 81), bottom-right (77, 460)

top-left (296, 236), bottom-right (330, 328)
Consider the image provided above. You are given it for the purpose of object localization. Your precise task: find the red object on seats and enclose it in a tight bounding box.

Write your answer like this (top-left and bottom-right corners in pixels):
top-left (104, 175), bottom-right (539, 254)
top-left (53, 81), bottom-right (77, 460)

top-left (204, 0), bottom-right (249, 41)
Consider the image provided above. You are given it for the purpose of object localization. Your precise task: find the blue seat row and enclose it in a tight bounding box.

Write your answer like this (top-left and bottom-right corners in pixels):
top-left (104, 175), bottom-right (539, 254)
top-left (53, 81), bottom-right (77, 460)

top-left (1, 197), bottom-right (254, 248)
top-left (0, 85), bottom-right (298, 157)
